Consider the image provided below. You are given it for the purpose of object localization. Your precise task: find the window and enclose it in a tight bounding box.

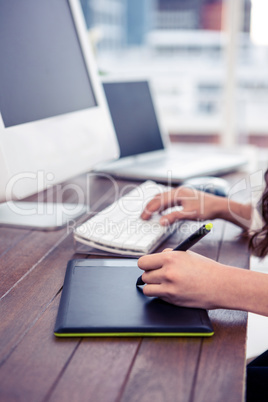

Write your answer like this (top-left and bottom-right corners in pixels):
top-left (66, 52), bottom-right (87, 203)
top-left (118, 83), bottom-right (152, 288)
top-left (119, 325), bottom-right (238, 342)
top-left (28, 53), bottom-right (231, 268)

top-left (80, 0), bottom-right (268, 148)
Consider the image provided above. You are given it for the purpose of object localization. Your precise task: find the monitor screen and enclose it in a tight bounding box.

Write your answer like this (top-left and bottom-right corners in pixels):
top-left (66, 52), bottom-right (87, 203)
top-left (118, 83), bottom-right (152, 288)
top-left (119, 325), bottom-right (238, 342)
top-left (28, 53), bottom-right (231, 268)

top-left (0, 0), bottom-right (96, 127)
top-left (0, 0), bottom-right (118, 206)
top-left (103, 81), bottom-right (164, 158)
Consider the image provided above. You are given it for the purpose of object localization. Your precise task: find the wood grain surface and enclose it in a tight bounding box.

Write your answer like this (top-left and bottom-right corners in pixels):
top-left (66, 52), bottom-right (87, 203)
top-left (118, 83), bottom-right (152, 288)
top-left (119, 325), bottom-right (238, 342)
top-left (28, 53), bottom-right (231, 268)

top-left (0, 173), bottom-right (250, 402)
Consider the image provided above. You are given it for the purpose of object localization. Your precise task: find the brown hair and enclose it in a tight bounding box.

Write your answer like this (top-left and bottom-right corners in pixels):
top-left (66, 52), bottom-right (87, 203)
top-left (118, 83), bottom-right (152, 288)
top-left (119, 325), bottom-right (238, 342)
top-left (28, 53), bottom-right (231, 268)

top-left (249, 168), bottom-right (268, 257)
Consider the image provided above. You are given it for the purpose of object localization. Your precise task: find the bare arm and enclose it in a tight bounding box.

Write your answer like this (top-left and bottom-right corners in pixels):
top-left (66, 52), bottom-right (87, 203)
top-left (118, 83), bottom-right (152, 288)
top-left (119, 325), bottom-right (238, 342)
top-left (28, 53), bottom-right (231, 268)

top-left (138, 250), bottom-right (268, 316)
top-left (141, 186), bottom-right (252, 230)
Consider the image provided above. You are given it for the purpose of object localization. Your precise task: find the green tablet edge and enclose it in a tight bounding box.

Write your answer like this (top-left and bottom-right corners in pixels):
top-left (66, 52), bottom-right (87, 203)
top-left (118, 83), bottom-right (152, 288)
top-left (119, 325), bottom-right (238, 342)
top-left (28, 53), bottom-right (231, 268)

top-left (54, 331), bottom-right (214, 337)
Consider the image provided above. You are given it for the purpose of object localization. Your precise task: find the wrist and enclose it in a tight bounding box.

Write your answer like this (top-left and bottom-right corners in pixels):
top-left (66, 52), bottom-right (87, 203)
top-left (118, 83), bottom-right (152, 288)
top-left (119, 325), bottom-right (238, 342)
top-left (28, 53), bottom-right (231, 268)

top-left (209, 264), bottom-right (268, 316)
top-left (214, 197), bottom-right (252, 229)
top-left (212, 196), bottom-right (230, 220)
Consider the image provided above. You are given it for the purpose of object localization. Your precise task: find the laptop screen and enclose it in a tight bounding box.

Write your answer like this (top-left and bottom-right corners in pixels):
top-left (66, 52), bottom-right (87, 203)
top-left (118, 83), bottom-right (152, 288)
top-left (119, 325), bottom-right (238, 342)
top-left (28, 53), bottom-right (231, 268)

top-left (103, 81), bottom-right (164, 158)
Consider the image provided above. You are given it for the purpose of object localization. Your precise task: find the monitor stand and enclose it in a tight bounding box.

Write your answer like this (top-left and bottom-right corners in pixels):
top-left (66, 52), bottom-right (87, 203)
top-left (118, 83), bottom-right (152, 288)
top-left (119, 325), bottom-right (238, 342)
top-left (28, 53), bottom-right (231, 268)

top-left (0, 201), bottom-right (87, 230)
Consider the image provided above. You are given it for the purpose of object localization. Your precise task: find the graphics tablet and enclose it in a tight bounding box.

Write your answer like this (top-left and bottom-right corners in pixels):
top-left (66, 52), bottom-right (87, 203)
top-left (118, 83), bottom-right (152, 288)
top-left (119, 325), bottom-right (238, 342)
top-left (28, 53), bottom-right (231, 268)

top-left (54, 259), bottom-right (214, 337)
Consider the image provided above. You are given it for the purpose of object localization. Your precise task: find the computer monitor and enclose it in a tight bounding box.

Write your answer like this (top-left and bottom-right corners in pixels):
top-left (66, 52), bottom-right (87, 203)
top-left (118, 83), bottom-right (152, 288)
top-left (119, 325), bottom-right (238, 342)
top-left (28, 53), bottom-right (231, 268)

top-left (0, 0), bottom-right (119, 229)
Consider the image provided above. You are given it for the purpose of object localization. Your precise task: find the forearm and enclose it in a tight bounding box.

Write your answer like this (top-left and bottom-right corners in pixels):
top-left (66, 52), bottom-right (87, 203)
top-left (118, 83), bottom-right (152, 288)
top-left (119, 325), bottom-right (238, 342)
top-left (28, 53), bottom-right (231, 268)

top-left (213, 197), bottom-right (252, 230)
top-left (211, 264), bottom-right (268, 316)
top-left (138, 251), bottom-right (268, 315)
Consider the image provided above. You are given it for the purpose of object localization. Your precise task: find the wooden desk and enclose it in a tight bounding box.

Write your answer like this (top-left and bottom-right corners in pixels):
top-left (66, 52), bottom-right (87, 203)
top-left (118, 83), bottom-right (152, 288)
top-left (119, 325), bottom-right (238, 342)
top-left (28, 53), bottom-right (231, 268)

top-left (0, 173), bottom-right (250, 402)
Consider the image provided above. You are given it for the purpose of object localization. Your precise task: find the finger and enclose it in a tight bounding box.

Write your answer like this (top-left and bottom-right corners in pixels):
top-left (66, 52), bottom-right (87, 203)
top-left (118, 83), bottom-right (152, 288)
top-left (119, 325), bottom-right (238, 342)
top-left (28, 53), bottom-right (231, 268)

top-left (141, 194), bottom-right (166, 220)
top-left (141, 190), bottom-right (178, 220)
top-left (142, 283), bottom-right (166, 298)
top-left (141, 268), bottom-right (164, 285)
top-left (159, 209), bottom-right (197, 226)
top-left (162, 248), bottom-right (172, 252)
top-left (138, 253), bottom-right (165, 271)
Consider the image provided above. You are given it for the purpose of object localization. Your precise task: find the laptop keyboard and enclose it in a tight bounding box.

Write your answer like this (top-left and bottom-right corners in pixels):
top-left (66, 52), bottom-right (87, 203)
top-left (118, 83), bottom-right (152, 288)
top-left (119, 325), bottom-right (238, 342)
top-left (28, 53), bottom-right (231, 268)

top-left (74, 180), bottom-right (180, 257)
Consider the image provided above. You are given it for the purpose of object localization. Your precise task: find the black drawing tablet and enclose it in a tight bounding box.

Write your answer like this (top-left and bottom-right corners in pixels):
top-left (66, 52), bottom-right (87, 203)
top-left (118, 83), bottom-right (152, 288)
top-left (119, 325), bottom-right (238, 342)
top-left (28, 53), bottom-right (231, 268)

top-left (54, 259), bottom-right (214, 337)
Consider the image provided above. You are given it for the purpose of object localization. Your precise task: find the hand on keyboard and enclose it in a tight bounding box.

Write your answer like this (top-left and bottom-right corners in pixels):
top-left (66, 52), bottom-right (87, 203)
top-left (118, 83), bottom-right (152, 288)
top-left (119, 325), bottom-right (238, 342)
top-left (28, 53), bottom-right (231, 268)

top-left (74, 181), bottom-right (180, 257)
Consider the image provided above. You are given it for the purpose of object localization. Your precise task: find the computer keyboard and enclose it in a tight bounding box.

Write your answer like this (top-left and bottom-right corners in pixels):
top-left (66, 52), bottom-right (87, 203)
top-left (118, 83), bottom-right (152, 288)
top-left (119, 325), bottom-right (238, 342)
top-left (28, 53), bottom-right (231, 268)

top-left (74, 180), bottom-right (180, 257)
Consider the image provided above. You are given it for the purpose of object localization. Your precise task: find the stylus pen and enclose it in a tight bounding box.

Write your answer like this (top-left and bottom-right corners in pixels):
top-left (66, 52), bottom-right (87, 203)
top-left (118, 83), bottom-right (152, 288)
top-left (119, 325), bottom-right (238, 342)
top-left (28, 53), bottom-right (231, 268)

top-left (136, 222), bottom-right (213, 286)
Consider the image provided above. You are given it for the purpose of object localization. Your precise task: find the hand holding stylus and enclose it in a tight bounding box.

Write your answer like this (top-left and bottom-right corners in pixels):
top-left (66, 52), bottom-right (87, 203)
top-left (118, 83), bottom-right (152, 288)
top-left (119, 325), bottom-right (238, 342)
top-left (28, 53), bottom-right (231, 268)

top-left (135, 223), bottom-right (235, 310)
top-left (136, 223), bottom-right (213, 286)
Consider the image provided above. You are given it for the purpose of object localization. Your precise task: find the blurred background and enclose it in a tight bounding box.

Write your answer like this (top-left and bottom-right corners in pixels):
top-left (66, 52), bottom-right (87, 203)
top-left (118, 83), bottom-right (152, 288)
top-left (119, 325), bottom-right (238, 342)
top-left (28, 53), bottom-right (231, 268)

top-left (79, 0), bottom-right (268, 152)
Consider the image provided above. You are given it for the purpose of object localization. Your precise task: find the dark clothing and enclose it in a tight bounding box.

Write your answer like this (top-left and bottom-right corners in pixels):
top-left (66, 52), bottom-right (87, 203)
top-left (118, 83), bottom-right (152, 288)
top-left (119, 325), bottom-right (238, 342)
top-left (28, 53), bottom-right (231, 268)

top-left (246, 350), bottom-right (268, 401)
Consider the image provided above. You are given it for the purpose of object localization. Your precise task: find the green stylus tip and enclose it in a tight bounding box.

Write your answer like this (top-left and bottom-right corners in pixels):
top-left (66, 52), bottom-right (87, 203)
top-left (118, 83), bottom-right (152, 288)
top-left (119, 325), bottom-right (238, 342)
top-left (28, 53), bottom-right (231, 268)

top-left (205, 223), bottom-right (213, 231)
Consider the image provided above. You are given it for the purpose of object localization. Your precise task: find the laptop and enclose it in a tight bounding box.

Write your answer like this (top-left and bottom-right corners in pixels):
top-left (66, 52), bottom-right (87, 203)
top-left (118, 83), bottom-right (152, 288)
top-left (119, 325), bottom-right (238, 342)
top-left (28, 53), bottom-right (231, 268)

top-left (94, 78), bottom-right (247, 184)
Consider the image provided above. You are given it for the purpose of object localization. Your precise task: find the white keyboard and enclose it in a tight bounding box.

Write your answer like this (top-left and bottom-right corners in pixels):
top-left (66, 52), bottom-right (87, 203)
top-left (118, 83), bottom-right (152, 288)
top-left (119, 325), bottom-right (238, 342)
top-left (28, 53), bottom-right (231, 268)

top-left (74, 180), bottom-right (180, 257)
